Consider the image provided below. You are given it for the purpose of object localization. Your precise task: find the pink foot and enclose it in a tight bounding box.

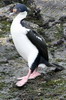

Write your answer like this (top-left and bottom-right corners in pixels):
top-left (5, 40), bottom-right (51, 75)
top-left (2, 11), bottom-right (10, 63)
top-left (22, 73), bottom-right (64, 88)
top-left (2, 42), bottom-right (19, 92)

top-left (17, 71), bottom-right (41, 80)
top-left (29, 71), bottom-right (41, 79)
top-left (17, 76), bottom-right (27, 80)
top-left (16, 77), bottom-right (28, 87)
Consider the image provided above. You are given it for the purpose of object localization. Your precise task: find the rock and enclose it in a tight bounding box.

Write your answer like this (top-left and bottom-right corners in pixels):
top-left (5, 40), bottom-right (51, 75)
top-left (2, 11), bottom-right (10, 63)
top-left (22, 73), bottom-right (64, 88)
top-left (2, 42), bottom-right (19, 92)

top-left (4, 44), bottom-right (20, 60)
top-left (0, 4), bottom-right (15, 21)
top-left (0, 57), bottom-right (8, 64)
top-left (63, 24), bottom-right (66, 40)
top-left (6, 35), bottom-right (12, 43)
top-left (52, 39), bottom-right (64, 46)
top-left (0, 15), bottom-right (7, 21)
top-left (0, 38), bottom-right (20, 60)
top-left (2, 0), bottom-right (12, 5)
top-left (0, 0), bottom-right (22, 6)
top-left (33, 0), bottom-right (66, 22)
top-left (30, 8), bottom-right (41, 20)
top-left (22, 20), bottom-right (39, 30)
top-left (59, 16), bottom-right (66, 23)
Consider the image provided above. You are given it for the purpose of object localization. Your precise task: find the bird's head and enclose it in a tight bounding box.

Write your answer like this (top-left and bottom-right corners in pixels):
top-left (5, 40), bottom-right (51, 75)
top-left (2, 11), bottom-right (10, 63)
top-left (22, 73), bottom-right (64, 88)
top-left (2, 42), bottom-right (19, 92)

top-left (10, 3), bottom-right (29, 19)
top-left (13, 4), bottom-right (28, 13)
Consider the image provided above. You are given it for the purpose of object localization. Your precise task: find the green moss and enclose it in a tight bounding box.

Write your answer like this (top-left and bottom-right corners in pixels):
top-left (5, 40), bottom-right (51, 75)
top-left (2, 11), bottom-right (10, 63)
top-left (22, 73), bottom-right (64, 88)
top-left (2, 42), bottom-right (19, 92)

top-left (0, 21), bottom-right (10, 37)
top-left (64, 95), bottom-right (66, 98)
top-left (8, 87), bottom-right (18, 93)
top-left (0, 76), bottom-right (5, 80)
top-left (0, 82), bottom-right (7, 90)
top-left (22, 0), bottom-right (29, 5)
top-left (0, 93), bottom-right (16, 99)
top-left (55, 58), bottom-right (63, 62)
top-left (38, 78), bottom-right (66, 99)
top-left (0, 93), bottom-right (6, 99)
top-left (1, 21), bottom-right (10, 31)
top-left (54, 24), bottom-right (63, 39)
top-left (41, 79), bottom-right (65, 88)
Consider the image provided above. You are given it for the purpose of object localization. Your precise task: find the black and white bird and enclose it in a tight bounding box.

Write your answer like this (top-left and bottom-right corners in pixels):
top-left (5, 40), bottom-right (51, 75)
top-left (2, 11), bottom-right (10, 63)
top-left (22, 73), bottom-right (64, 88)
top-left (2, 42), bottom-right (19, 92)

top-left (10, 3), bottom-right (64, 87)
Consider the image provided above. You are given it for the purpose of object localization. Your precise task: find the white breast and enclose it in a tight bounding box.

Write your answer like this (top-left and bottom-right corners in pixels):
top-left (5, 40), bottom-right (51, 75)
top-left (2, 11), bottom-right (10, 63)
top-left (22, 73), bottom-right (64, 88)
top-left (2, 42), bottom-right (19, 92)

top-left (10, 14), bottom-right (38, 62)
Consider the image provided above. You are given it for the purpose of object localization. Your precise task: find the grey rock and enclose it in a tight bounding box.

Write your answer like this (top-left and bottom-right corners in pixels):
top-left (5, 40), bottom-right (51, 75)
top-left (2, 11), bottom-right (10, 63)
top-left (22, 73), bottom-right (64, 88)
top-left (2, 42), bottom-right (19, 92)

top-left (0, 4), bottom-right (15, 21)
top-left (0, 57), bottom-right (8, 64)
top-left (34, 0), bottom-right (66, 22)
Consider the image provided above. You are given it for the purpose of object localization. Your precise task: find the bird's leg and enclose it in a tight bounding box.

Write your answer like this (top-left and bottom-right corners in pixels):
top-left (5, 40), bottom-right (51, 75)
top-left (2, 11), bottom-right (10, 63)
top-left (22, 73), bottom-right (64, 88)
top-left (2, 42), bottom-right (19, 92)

top-left (16, 69), bottom-right (31, 87)
top-left (17, 68), bottom-right (41, 80)
top-left (16, 68), bottom-right (41, 87)
top-left (29, 69), bottom-right (41, 79)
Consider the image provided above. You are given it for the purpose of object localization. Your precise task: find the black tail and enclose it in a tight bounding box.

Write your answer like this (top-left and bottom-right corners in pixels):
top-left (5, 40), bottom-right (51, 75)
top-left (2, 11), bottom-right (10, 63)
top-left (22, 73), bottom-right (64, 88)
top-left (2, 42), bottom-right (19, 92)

top-left (51, 63), bottom-right (64, 72)
top-left (43, 59), bottom-right (64, 72)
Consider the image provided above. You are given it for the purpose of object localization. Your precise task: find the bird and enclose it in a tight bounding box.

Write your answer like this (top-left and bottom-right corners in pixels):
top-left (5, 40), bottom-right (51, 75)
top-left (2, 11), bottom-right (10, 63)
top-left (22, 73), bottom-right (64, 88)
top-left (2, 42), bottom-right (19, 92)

top-left (10, 3), bottom-right (64, 87)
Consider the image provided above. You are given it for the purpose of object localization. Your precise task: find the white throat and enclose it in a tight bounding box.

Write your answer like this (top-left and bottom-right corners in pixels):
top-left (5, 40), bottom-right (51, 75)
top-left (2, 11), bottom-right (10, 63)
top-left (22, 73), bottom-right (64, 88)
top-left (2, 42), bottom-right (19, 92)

top-left (11, 11), bottom-right (30, 36)
top-left (14, 11), bottom-right (27, 22)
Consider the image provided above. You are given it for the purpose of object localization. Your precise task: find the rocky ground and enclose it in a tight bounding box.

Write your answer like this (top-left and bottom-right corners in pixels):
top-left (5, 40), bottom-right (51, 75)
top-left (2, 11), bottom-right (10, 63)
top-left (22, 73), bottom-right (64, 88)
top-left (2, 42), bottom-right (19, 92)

top-left (0, 0), bottom-right (66, 100)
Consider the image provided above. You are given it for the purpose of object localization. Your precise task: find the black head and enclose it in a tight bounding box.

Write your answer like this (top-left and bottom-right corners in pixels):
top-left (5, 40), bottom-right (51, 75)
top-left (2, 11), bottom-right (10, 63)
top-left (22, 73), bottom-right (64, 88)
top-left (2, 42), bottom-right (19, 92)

top-left (13, 4), bottom-right (28, 13)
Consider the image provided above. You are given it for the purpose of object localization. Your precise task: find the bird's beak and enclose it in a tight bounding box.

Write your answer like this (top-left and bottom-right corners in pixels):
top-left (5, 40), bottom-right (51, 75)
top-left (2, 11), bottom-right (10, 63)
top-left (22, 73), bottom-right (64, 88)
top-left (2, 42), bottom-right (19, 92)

top-left (9, 8), bottom-right (18, 16)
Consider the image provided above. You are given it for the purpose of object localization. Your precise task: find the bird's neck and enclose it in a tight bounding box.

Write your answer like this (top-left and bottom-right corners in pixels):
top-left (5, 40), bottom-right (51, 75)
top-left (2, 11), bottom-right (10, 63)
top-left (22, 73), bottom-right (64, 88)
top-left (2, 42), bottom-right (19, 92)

top-left (13, 11), bottom-right (27, 22)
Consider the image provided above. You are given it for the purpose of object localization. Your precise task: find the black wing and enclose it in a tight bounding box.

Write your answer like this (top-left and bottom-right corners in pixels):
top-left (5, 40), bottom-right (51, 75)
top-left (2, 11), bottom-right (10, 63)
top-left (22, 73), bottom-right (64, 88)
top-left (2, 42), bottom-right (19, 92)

top-left (20, 19), bottom-right (49, 61)
top-left (20, 19), bottom-right (64, 71)
top-left (26, 30), bottom-right (49, 61)
top-left (20, 20), bottom-right (33, 29)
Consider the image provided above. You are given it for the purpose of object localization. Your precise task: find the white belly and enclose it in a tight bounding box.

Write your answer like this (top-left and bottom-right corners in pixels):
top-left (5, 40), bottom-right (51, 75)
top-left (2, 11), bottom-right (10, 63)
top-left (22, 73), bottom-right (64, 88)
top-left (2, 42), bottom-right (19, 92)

top-left (11, 23), bottom-right (38, 61)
